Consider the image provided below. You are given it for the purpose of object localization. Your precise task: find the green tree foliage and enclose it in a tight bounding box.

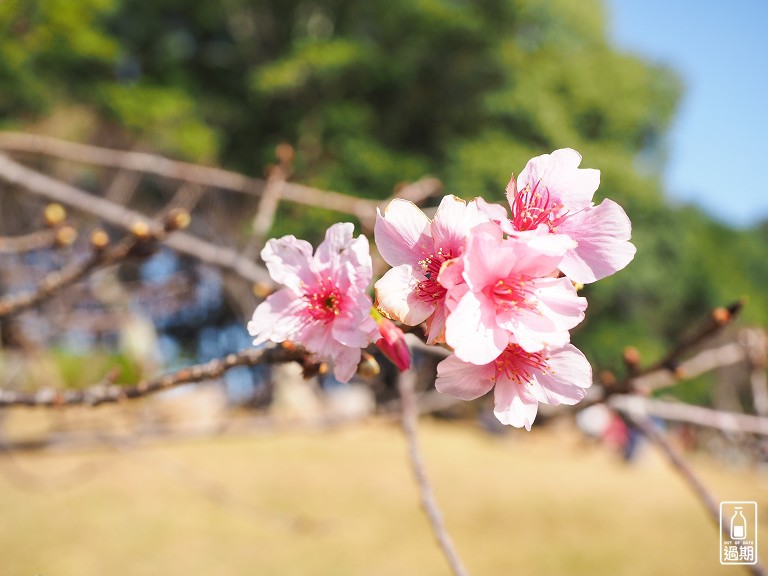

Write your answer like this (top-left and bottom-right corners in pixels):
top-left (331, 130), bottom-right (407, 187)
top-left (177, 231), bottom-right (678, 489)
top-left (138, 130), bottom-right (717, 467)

top-left (2, 0), bottom-right (766, 370)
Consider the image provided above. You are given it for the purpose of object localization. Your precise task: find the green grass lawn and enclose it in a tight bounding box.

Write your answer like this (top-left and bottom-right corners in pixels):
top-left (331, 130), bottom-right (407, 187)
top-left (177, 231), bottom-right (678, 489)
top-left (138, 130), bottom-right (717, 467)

top-left (0, 417), bottom-right (764, 575)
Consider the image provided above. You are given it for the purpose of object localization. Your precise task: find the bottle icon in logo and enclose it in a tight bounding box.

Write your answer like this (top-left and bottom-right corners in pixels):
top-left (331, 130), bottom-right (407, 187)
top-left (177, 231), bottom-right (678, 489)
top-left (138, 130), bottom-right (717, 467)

top-left (731, 507), bottom-right (747, 540)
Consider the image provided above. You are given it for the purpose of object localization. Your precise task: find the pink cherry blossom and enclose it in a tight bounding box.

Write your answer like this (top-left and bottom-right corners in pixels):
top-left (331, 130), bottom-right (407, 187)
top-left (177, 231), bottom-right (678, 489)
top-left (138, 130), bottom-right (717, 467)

top-left (506, 148), bottom-right (636, 283)
top-left (373, 195), bottom-right (491, 343)
top-left (247, 223), bottom-right (379, 382)
top-left (443, 222), bottom-right (587, 365)
top-left (435, 343), bottom-right (592, 430)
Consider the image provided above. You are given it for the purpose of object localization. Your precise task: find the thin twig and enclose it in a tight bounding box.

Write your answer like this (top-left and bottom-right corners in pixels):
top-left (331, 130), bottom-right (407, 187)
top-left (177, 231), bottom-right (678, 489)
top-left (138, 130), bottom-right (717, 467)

top-left (634, 301), bottom-right (743, 381)
top-left (0, 230), bottom-right (141, 317)
top-left (0, 133), bottom-right (442, 224)
top-left (630, 416), bottom-right (765, 575)
top-left (610, 395), bottom-right (768, 436)
top-left (397, 370), bottom-right (469, 576)
top-left (0, 228), bottom-right (59, 254)
top-left (243, 148), bottom-right (291, 260)
top-left (0, 153), bottom-right (273, 285)
top-left (0, 344), bottom-right (306, 407)
top-left (0, 209), bottom-right (189, 317)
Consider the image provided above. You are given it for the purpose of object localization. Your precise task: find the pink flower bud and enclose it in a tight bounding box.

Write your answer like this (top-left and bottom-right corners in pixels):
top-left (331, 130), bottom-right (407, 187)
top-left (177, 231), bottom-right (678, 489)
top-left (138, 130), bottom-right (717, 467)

top-left (375, 316), bottom-right (411, 371)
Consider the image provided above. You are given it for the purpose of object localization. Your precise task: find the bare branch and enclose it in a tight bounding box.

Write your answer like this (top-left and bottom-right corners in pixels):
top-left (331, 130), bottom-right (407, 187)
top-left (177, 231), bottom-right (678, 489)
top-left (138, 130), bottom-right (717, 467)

top-left (0, 132), bottom-right (255, 194)
top-left (0, 228), bottom-right (61, 254)
top-left (636, 301), bottom-right (743, 380)
top-left (610, 395), bottom-right (768, 436)
top-left (0, 133), bottom-right (442, 224)
top-left (105, 169), bottom-right (141, 205)
top-left (0, 344), bottom-right (306, 407)
top-left (631, 341), bottom-right (746, 392)
top-left (0, 152), bottom-right (272, 285)
top-left (0, 211), bottom-right (190, 317)
top-left (397, 370), bottom-right (469, 576)
top-left (243, 145), bottom-right (292, 260)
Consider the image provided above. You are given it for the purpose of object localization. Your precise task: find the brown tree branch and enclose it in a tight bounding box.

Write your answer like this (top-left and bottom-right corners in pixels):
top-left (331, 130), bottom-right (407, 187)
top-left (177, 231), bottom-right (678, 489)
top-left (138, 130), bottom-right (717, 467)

top-left (397, 370), bottom-right (469, 576)
top-left (0, 211), bottom-right (189, 317)
top-left (0, 228), bottom-right (62, 254)
top-left (635, 301), bottom-right (743, 380)
top-left (0, 152), bottom-right (273, 286)
top-left (0, 344), bottom-right (306, 407)
top-left (0, 133), bottom-right (442, 227)
top-left (610, 395), bottom-right (768, 436)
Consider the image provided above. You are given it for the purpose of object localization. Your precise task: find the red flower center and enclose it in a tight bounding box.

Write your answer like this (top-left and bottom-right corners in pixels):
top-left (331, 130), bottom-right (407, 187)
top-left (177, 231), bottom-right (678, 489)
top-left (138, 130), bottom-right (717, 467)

top-left (511, 179), bottom-right (568, 232)
top-left (305, 279), bottom-right (342, 323)
top-left (489, 276), bottom-right (535, 310)
top-left (493, 345), bottom-right (550, 385)
top-left (416, 248), bottom-right (454, 303)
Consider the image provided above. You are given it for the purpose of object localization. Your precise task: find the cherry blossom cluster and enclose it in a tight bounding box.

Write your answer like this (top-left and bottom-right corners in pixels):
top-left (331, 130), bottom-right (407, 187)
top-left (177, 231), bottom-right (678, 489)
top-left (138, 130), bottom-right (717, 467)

top-left (248, 149), bottom-right (635, 429)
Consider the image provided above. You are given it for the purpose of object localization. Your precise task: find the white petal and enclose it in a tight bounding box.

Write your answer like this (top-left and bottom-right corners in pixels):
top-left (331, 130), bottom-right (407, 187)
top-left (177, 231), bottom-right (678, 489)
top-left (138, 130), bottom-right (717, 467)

top-left (247, 288), bottom-right (306, 345)
top-left (530, 344), bottom-right (592, 406)
top-left (431, 195), bottom-right (488, 253)
top-left (445, 292), bottom-right (508, 365)
top-left (261, 236), bottom-right (315, 292)
top-left (374, 200), bottom-right (432, 267)
top-left (374, 265), bottom-right (435, 325)
top-left (493, 379), bottom-right (539, 430)
top-left (315, 222), bottom-right (354, 268)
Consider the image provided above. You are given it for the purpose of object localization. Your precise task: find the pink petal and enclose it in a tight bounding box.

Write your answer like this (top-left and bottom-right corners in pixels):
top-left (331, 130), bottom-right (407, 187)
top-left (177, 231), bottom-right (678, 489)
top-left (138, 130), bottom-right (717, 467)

top-left (424, 302), bottom-right (447, 344)
top-left (473, 196), bottom-right (508, 222)
top-left (435, 354), bottom-right (495, 400)
top-left (374, 264), bottom-right (435, 325)
top-left (460, 223), bottom-right (512, 292)
top-left (517, 149), bottom-right (599, 211)
top-left (493, 379), bottom-right (539, 430)
top-left (261, 236), bottom-right (315, 292)
top-left (503, 227), bottom-right (574, 278)
top-left (496, 277), bottom-right (585, 352)
top-left (558, 199), bottom-right (636, 283)
top-left (430, 195), bottom-right (488, 252)
top-left (332, 305), bottom-right (377, 348)
top-left (247, 288), bottom-right (306, 345)
top-left (475, 196), bottom-right (516, 235)
top-left (445, 291), bottom-right (509, 364)
top-left (374, 199), bottom-right (432, 267)
top-left (503, 309), bottom-right (572, 353)
top-left (436, 257), bottom-right (464, 292)
top-left (332, 345), bottom-right (362, 383)
top-left (530, 344), bottom-right (592, 406)
top-left (531, 277), bottom-right (587, 332)
top-left (346, 234), bottom-right (374, 290)
top-left (315, 222), bottom-right (354, 267)
top-left (299, 321), bottom-right (336, 357)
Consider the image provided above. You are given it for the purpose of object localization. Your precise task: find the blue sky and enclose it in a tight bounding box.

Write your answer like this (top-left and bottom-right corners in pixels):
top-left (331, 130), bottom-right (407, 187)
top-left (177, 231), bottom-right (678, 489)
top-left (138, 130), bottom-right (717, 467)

top-left (607, 0), bottom-right (768, 228)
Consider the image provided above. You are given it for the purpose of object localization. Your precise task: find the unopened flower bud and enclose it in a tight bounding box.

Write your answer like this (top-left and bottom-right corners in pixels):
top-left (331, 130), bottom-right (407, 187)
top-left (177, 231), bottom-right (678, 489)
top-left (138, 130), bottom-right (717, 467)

top-left (130, 220), bottom-right (152, 240)
top-left (44, 203), bottom-right (66, 227)
top-left (90, 229), bottom-right (110, 250)
top-left (55, 225), bottom-right (78, 247)
top-left (276, 143), bottom-right (295, 165)
top-left (357, 352), bottom-right (381, 379)
top-left (372, 311), bottom-right (411, 371)
top-left (712, 307), bottom-right (730, 326)
top-left (164, 209), bottom-right (191, 232)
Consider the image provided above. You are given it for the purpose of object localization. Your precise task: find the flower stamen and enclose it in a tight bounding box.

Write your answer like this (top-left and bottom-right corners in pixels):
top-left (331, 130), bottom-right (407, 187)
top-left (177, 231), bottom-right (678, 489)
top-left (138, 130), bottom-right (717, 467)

top-left (493, 345), bottom-right (550, 385)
